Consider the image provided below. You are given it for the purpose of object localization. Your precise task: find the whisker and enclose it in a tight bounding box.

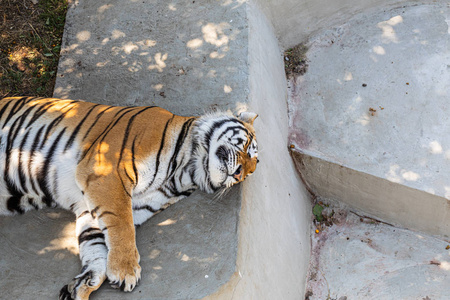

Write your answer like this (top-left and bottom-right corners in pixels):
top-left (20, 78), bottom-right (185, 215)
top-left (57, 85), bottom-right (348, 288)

top-left (210, 186), bottom-right (231, 203)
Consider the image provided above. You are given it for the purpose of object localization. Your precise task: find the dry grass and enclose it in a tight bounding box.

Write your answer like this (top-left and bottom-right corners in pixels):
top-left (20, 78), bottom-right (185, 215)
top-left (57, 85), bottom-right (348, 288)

top-left (0, 0), bottom-right (68, 98)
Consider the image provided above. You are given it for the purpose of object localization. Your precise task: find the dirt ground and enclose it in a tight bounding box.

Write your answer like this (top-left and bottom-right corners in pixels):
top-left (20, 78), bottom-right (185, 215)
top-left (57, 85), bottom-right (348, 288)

top-left (0, 0), bottom-right (67, 98)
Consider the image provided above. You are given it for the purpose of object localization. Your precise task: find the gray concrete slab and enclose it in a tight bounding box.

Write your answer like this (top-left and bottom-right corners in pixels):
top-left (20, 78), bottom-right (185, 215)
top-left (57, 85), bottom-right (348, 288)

top-left (289, 3), bottom-right (450, 237)
top-left (306, 199), bottom-right (450, 300)
top-left (0, 190), bottom-right (241, 300)
top-left (53, 0), bottom-right (249, 116)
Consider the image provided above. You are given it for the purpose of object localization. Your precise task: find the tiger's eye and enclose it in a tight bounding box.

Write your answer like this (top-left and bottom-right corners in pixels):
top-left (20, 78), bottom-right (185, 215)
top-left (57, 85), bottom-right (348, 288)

top-left (234, 165), bottom-right (242, 175)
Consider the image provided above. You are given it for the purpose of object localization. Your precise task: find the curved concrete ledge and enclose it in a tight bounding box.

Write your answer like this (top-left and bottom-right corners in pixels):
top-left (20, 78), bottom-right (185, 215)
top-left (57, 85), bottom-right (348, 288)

top-left (203, 2), bottom-right (312, 298)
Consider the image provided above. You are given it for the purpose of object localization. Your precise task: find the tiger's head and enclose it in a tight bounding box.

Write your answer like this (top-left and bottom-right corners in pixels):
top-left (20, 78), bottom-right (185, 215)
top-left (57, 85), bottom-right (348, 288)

top-left (192, 111), bottom-right (259, 193)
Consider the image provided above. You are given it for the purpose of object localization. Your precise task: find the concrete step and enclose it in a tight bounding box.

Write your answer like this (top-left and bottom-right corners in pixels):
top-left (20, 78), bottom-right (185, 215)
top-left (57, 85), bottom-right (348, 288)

top-left (305, 199), bottom-right (450, 300)
top-left (289, 3), bottom-right (450, 238)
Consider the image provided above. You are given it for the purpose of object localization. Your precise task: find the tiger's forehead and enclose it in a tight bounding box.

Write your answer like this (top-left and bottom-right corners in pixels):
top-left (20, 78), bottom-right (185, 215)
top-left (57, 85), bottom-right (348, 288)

top-left (207, 116), bottom-right (257, 154)
top-left (246, 137), bottom-right (258, 158)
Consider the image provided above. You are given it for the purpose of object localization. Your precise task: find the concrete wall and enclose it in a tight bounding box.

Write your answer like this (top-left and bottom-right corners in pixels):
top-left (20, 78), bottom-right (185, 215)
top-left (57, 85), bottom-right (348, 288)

top-left (203, 1), bottom-right (312, 299)
top-left (255, 0), bottom-right (421, 48)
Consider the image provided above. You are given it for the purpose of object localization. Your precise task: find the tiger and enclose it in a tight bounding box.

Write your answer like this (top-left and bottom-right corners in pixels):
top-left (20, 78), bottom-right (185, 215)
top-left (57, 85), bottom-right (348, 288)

top-left (0, 96), bottom-right (258, 300)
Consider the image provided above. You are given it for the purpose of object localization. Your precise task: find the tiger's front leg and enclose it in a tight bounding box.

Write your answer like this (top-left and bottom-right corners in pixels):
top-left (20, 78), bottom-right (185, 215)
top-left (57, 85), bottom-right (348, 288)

top-left (81, 176), bottom-right (141, 293)
top-left (60, 205), bottom-right (107, 300)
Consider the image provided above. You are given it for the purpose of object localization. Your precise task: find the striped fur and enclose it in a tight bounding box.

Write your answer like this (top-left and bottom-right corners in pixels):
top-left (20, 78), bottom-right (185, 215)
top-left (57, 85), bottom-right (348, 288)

top-left (0, 97), bottom-right (258, 300)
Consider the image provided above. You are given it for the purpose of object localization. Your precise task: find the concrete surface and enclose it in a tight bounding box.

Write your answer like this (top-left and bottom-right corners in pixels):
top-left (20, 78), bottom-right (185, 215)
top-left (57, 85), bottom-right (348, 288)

top-left (1, 0), bottom-right (312, 299)
top-left (53, 0), bottom-right (249, 115)
top-left (306, 199), bottom-right (450, 300)
top-left (254, 0), bottom-right (430, 49)
top-left (289, 2), bottom-right (450, 237)
top-left (0, 190), bottom-right (240, 299)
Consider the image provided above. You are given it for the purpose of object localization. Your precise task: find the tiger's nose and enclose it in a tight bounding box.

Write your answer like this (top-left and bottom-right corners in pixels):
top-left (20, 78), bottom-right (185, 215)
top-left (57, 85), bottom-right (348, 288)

top-left (233, 172), bottom-right (242, 181)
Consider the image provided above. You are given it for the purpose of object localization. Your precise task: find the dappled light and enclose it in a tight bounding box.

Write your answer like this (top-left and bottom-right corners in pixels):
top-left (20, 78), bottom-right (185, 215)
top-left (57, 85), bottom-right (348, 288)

top-left (147, 52), bottom-right (168, 72)
top-left (75, 30), bottom-right (91, 42)
top-left (372, 45), bottom-right (386, 55)
top-left (377, 15), bottom-right (403, 43)
top-left (157, 218), bottom-right (177, 226)
top-left (343, 70), bottom-right (353, 81)
top-left (38, 222), bottom-right (78, 256)
top-left (440, 261), bottom-right (450, 271)
top-left (429, 141), bottom-right (443, 154)
top-left (202, 23), bottom-right (230, 47)
top-left (93, 142), bottom-right (113, 176)
top-left (386, 164), bottom-right (421, 184)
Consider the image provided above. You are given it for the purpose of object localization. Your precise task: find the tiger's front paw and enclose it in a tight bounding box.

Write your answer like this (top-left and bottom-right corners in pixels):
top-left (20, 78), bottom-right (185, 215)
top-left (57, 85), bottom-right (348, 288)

top-left (59, 265), bottom-right (106, 300)
top-left (106, 248), bottom-right (141, 292)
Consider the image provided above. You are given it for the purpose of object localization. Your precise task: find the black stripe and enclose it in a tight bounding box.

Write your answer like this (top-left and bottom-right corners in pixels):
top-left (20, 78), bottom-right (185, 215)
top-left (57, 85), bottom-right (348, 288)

top-left (118, 106), bottom-right (155, 168)
top-left (81, 106), bottom-right (115, 141)
top-left (142, 116), bottom-right (174, 192)
top-left (77, 210), bottom-right (90, 219)
top-left (167, 118), bottom-right (195, 178)
top-left (90, 206), bottom-right (100, 218)
top-left (134, 205), bottom-right (160, 213)
top-left (90, 241), bottom-right (106, 247)
top-left (37, 128), bottom-right (66, 207)
top-left (117, 107), bottom-right (155, 188)
top-left (80, 107), bottom-right (137, 161)
top-left (216, 125), bottom-right (248, 142)
top-left (131, 136), bottom-right (139, 185)
top-left (9, 104), bottom-right (37, 143)
top-left (78, 227), bottom-right (104, 244)
top-left (118, 174), bottom-right (133, 198)
top-left (64, 104), bottom-right (100, 151)
top-left (25, 101), bottom-right (54, 129)
top-left (39, 102), bottom-right (76, 149)
top-left (2, 97), bottom-right (27, 129)
top-left (4, 118), bottom-right (25, 208)
top-left (204, 119), bottom-right (243, 151)
top-left (27, 197), bottom-right (39, 210)
top-left (6, 196), bottom-right (24, 214)
top-left (28, 126), bottom-right (45, 195)
top-left (98, 211), bottom-right (118, 219)
top-left (0, 97), bottom-right (15, 123)
top-left (179, 189), bottom-right (195, 197)
top-left (17, 130), bottom-right (31, 193)
top-left (158, 187), bottom-right (171, 198)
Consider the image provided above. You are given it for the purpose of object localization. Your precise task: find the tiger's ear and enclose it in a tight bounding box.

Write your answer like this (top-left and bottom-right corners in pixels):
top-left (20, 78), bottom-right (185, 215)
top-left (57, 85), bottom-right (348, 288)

top-left (238, 112), bottom-right (258, 125)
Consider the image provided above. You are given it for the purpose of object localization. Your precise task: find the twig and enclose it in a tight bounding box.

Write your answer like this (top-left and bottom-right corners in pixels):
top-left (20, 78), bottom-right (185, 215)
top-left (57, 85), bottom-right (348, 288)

top-left (27, 21), bottom-right (50, 52)
top-left (319, 269), bottom-right (332, 300)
